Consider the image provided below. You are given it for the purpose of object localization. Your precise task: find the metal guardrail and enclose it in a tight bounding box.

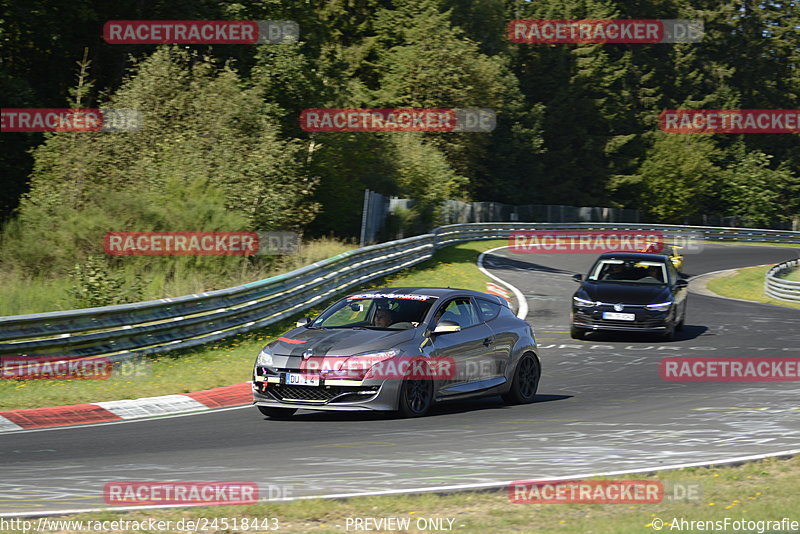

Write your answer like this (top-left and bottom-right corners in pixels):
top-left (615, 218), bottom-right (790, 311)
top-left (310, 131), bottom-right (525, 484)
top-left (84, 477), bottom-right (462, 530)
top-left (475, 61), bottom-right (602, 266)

top-left (765, 259), bottom-right (800, 303)
top-left (2, 223), bottom-right (799, 360)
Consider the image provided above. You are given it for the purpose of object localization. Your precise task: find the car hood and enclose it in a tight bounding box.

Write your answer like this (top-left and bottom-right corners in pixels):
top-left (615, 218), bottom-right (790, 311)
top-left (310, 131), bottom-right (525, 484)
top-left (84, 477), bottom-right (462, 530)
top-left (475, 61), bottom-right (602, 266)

top-left (580, 281), bottom-right (670, 305)
top-left (267, 326), bottom-right (418, 358)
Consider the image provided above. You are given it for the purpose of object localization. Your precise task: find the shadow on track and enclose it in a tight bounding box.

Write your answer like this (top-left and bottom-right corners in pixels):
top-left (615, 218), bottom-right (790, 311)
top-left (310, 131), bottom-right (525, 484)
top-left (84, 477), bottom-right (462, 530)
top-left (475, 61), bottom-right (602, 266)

top-left (580, 324), bottom-right (709, 343)
top-left (258, 394), bottom-right (573, 422)
top-left (483, 254), bottom-right (575, 275)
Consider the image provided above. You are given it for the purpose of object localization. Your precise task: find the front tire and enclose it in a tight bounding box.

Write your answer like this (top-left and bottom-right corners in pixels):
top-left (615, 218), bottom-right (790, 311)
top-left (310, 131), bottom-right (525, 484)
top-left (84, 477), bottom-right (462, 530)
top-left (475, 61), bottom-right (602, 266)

top-left (676, 303), bottom-right (686, 331)
top-left (502, 354), bottom-right (541, 405)
top-left (257, 406), bottom-right (297, 419)
top-left (570, 325), bottom-right (586, 339)
top-left (661, 322), bottom-right (676, 341)
top-left (397, 378), bottom-right (434, 418)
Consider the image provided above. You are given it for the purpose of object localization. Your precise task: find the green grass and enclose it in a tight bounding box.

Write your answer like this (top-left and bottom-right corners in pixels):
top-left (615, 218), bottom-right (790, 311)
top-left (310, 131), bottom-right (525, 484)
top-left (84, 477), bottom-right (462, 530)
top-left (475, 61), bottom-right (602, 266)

top-left (0, 241), bottom-right (503, 411)
top-left (381, 239), bottom-right (505, 292)
top-left (706, 264), bottom-right (800, 310)
top-left (0, 238), bottom-right (356, 317)
top-left (26, 455), bottom-right (800, 534)
top-left (780, 267), bottom-right (800, 282)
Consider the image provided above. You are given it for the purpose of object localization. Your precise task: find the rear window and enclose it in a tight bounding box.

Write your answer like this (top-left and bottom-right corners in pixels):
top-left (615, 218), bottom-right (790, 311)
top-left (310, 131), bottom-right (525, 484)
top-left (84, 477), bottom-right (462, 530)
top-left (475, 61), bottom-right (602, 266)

top-left (477, 298), bottom-right (502, 321)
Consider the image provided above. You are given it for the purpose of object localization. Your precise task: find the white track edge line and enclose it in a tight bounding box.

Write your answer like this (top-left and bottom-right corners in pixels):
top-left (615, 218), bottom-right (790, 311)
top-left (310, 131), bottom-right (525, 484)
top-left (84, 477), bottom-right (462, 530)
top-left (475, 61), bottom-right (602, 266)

top-left (478, 245), bottom-right (528, 319)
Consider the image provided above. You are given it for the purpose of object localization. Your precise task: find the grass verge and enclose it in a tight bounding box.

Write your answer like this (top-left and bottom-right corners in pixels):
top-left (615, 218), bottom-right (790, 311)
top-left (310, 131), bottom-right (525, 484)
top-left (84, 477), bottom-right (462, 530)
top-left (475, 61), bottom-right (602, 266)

top-left (0, 240), bottom-right (504, 411)
top-left (30, 455), bottom-right (800, 534)
top-left (706, 265), bottom-right (800, 310)
top-left (781, 267), bottom-right (800, 282)
top-left (0, 238), bottom-right (357, 317)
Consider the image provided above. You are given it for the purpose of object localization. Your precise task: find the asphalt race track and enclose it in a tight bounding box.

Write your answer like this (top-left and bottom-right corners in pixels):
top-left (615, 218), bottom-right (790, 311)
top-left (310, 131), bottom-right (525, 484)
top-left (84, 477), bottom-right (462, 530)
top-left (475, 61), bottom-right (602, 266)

top-left (1, 243), bottom-right (799, 516)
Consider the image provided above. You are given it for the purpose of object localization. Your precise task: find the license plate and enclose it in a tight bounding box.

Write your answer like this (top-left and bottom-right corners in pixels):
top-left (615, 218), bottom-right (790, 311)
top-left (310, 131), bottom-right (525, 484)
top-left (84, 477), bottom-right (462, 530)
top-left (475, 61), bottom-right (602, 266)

top-left (285, 373), bottom-right (320, 386)
top-left (603, 312), bottom-right (636, 321)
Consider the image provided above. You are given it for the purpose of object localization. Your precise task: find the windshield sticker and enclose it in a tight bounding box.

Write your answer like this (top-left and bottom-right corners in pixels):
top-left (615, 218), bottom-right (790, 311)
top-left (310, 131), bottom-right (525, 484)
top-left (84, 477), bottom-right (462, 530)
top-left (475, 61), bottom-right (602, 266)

top-left (347, 293), bottom-right (438, 301)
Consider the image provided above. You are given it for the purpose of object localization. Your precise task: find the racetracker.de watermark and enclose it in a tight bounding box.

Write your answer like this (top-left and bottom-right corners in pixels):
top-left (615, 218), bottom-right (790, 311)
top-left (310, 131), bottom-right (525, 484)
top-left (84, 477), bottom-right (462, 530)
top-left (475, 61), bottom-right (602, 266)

top-left (103, 231), bottom-right (299, 255)
top-left (0, 356), bottom-right (152, 381)
top-left (659, 357), bottom-right (800, 381)
top-left (300, 108), bottom-right (495, 132)
top-left (509, 480), bottom-right (702, 504)
top-left (288, 355), bottom-right (458, 381)
top-left (103, 481), bottom-right (269, 505)
top-left (103, 20), bottom-right (298, 44)
top-left (1, 356), bottom-right (111, 380)
top-left (509, 19), bottom-right (704, 43)
top-left (659, 109), bottom-right (800, 133)
top-left (510, 230), bottom-right (664, 254)
top-left (1, 108), bottom-right (141, 132)
top-left (508, 230), bottom-right (704, 255)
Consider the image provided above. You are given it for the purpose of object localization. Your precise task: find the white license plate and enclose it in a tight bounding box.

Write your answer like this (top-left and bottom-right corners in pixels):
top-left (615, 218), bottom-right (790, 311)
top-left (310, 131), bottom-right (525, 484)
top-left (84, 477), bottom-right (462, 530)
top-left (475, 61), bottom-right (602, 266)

top-left (603, 312), bottom-right (636, 321)
top-left (286, 373), bottom-right (320, 386)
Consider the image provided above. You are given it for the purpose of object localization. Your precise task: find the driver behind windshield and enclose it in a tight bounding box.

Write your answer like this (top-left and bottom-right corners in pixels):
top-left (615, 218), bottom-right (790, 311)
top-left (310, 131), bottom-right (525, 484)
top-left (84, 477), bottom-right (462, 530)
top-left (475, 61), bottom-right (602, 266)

top-left (604, 264), bottom-right (628, 280)
top-left (373, 307), bottom-right (395, 328)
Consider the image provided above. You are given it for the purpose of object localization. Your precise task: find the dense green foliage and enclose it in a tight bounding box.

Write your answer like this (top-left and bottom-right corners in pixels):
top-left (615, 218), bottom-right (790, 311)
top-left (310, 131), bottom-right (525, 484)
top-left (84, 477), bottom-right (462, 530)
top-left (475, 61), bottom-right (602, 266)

top-left (1, 0), bottom-right (798, 288)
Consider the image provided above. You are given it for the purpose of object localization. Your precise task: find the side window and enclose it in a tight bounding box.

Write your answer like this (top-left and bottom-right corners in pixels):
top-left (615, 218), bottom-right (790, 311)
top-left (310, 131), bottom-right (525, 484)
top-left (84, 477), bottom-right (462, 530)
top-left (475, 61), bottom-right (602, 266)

top-left (667, 262), bottom-right (679, 284)
top-left (477, 298), bottom-right (502, 321)
top-left (434, 297), bottom-right (479, 328)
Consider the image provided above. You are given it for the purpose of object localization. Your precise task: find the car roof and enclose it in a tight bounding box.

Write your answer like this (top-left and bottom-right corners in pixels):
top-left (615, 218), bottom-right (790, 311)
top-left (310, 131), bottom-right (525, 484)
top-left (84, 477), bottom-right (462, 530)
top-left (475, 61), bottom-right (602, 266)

top-left (349, 287), bottom-right (503, 300)
top-left (596, 252), bottom-right (670, 262)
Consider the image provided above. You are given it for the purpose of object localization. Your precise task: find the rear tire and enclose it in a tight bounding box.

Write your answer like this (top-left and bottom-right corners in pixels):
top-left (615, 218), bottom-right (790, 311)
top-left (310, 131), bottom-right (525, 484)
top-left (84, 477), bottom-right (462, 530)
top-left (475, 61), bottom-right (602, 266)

top-left (257, 406), bottom-right (297, 419)
top-left (570, 325), bottom-right (585, 339)
top-left (397, 378), bottom-right (434, 418)
top-left (502, 354), bottom-right (540, 405)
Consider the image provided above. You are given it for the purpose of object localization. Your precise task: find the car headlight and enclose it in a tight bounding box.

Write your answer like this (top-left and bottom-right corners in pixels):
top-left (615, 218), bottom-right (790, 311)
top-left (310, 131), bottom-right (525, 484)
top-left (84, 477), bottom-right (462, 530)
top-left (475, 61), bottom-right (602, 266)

top-left (645, 301), bottom-right (672, 312)
top-left (573, 296), bottom-right (596, 308)
top-left (333, 349), bottom-right (401, 379)
top-left (256, 348), bottom-right (273, 367)
top-left (345, 349), bottom-right (400, 368)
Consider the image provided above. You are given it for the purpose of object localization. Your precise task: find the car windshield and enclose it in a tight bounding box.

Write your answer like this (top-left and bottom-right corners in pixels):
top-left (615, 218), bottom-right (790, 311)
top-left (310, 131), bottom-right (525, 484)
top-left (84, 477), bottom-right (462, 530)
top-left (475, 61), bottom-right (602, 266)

top-left (311, 293), bottom-right (438, 330)
top-left (588, 259), bottom-right (667, 284)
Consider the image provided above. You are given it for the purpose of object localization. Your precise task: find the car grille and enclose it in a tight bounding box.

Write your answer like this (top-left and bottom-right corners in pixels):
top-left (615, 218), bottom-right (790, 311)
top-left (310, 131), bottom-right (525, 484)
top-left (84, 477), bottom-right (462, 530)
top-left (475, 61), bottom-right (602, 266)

top-left (589, 318), bottom-right (664, 328)
top-left (574, 310), bottom-right (665, 329)
top-left (269, 384), bottom-right (379, 403)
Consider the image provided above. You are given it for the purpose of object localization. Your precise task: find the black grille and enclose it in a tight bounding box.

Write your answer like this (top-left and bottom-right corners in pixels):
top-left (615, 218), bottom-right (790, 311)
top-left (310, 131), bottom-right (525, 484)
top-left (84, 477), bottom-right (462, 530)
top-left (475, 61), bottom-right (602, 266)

top-left (575, 309), bottom-right (665, 329)
top-left (590, 319), bottom-right (664, 328)
top-left (270, 384), bottom-right (378, 403)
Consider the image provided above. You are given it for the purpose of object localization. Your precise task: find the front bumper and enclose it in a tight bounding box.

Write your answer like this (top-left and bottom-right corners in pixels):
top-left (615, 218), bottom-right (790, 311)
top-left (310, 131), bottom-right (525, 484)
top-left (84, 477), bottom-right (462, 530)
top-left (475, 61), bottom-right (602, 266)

top-left (252, 374), bottom-right (401, 411)
top-left (572, 306), bottom-right (670, 333)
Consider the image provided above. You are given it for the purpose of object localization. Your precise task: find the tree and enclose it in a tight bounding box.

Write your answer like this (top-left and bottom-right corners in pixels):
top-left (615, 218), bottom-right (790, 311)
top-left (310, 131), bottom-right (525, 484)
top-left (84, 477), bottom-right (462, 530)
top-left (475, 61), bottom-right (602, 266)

top-left (621, 132), bottom-right (723, 222)
top-left (721, 149), bottom-right (799, 227)
top-left (6, 47), bottom-right (318, 273)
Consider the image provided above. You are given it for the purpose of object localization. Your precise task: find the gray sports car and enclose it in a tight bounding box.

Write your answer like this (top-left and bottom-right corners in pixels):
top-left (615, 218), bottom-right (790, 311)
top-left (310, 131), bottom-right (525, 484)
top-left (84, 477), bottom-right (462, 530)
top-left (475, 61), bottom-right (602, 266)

top-left (252, 287), bottom-right (540, 418)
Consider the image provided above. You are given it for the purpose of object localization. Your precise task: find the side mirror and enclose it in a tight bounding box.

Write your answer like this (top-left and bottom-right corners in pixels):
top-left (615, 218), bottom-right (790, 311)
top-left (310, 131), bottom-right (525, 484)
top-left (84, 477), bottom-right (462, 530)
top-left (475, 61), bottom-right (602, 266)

top-left (433, 320), bottom-right (461, 334)
top-left (571, 274), bottom-right (583, 283)
top-left (675, 279), bottom-right (688, 288)
top-left (295, 317), bottom-right (310, 327)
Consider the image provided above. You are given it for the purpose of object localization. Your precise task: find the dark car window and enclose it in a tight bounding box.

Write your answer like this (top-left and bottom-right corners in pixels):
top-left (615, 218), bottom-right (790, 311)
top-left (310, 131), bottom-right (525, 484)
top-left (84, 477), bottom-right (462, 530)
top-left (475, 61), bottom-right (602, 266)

top-left (666, 261), bottom-right (679, 284)
top-left (433, 297), bottom-right (480, 328)
top-left (477, 298), bottom-right (502, 321)
top-left (314, 294), bottom-right (437, 329)
top-left (589, 259), bottom-right (667, 284)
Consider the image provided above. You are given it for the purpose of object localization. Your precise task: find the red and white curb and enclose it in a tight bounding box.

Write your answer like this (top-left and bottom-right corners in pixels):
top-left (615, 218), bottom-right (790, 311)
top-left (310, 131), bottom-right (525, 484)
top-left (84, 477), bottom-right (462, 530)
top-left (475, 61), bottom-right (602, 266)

top-left (0, 382), bottom-right (251, 432)
top-left (485, 282), bottom-right (511, 301)
top-left (478, 246), bottom-right (528, 319)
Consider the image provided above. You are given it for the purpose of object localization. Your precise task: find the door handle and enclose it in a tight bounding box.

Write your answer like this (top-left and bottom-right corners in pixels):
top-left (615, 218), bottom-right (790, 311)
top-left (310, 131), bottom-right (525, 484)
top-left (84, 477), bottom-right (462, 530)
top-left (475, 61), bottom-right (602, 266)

top-left (483, 337), bottom-right (493, 347)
